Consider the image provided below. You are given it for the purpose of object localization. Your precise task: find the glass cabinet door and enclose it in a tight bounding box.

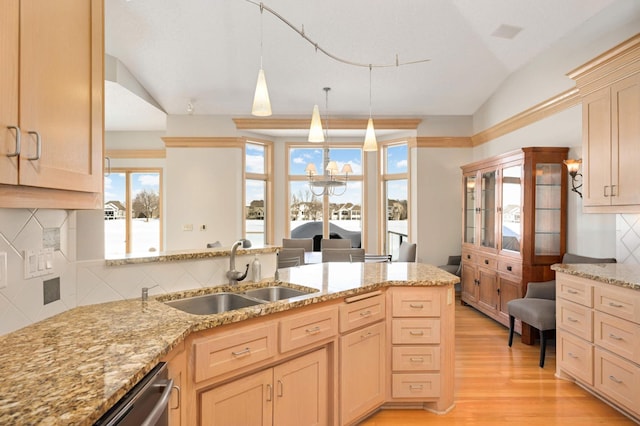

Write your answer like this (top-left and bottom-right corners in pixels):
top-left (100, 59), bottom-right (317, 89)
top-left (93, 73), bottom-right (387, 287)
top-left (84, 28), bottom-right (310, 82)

top-left (535, 163), bottom-right (562, 255)
top-left (501, 165), bottom-right (522, 252)
top-left (464, 174), bottom-right (477, 244)
top-left (480, 170), bottom-right (497, 248)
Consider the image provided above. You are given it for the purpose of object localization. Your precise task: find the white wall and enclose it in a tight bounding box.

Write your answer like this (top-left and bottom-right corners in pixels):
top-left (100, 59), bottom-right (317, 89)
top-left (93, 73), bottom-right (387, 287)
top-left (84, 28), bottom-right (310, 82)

top-left (165, 147), bottom-right (243, 249)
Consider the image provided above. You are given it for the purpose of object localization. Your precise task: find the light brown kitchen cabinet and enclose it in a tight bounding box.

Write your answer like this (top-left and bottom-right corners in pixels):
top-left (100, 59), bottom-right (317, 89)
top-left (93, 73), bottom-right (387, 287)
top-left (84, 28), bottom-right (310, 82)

top-left (339, 293), bottom-right (386, 425)
top-left (556, 272), bottom-right (640, 422)
top-left (568, 34), bottom-right (640, 213)
top-left (0, 0), bottom-right (103, 209)
top-left (163, 344), bottom-right (186, 426)
top-left (461, 148), bottom-right (568, 329)
top-left (200, 348), bottom-right (328, 426)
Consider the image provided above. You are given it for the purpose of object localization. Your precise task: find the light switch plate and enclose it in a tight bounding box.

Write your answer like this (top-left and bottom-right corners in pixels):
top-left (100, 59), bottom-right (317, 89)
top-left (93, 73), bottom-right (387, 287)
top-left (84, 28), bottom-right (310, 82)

top-left (24, 248), bottom-right (54, 279)
top-left (0, 252), bottom-right (7, 289)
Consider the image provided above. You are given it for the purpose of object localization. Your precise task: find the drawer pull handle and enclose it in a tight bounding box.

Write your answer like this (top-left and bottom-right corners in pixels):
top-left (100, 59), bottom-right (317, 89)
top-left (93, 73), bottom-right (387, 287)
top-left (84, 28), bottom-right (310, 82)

top-left (567, 317), bottom-right (578, 323)
top-left (306, 326), bottom-right (321, 335)
top-left (567, 289), bottom-right (579, 295)
top-left (609, 333), bottom-right (623, 341)
top-left (359, 310), bottom-right (372, 317)
top-left (609, 375), bottom-right (623, 384)
top-left (506, 266), bottom-right (512, 271)
top-left (409, 357), bottom-right (424, 363)
top-left (409, 384), bottom-right (424, 390)
top-left (409, 303), bottom-right (424, 309)
top-left (361, 331), bottom-right (373, 339)
top-left (484, 259), bottom-right (489, 264)
top-left (232, 347), bottom-right (251, 357)
top-left (608, 302), bottom-right (624, 308)
top-left (568, 352), bottom-right (578, 359)
top-left (409, 330), bottom-right (424, 336)
top-left (466, 254), bottom-right (471, 259)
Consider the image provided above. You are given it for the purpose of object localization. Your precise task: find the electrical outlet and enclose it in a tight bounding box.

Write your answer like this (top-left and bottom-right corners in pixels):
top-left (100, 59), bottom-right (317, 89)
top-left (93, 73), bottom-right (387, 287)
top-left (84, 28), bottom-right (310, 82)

top-left (0, 252), bottom-right (7, 289)
top-left (183, 224), bottom-right (193, 231)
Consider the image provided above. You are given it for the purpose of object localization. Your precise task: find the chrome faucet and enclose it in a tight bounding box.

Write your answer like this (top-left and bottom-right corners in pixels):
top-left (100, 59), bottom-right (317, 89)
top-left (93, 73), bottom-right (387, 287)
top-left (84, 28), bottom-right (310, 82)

top-left (227, 239), bottom-right (251, 285)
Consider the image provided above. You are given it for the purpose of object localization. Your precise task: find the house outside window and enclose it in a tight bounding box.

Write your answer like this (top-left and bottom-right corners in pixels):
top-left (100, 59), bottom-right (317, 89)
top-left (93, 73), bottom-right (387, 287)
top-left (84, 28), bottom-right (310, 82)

top-left (245, 141), bottom-right (272, 246)
top-left (381, 142), bottom-right (409, 259)
top-left (104, 169), bottom-right (162, 256)
top-left (287, 144), bottom-right (363, 250)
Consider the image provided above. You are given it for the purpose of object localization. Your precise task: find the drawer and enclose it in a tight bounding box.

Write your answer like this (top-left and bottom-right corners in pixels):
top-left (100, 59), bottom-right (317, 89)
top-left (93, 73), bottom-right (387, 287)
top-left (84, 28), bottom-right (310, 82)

top-left (595, 311), bottom-right (640, 364)
top-left (279, 305), bottom-right (339, 353)
top-left (557, 331), bottom-right (593, 386)
top-left (557, 298), bottom-right (593, 341)
top-left (595, 347), bottom-right (640, 413)
top-left (462, 249), bottom-right (475, 264)
top-left (193, 322), bottom-right (277, 383)
top-left (477, 255), bottom-right (497, 269)
top-left (339, 292), bottom-right (385, 333)
top-left (557, 273), bottom-right (593, 307)
top-left (594, 284), bottom-right (640, 324)
top-left (497, 259), bottom-right (522, 277)
top-left (392, 346), bottom-right (440, 372)
top-left (391, 373), bottom-right (440, 398)
top-left (392, 318), bottom-right (440, 345)
top-left (391, 288), bottom-right (440, 317)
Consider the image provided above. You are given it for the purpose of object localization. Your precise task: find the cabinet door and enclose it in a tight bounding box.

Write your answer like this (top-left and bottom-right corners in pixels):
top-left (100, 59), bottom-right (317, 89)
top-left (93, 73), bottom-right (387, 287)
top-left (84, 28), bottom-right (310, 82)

top-left (0, 0), bottom-right (19, 185)
top-left (498, 275), bottom-right (521, 320)
top-left (480, 169), bottom-right (498, 249)
top-left (165, 348), bottom-right (186, 426)
top-left (200, 368), bottom-right (273, 426)
top-left (460, 262), bottom-right (478, 304)
top-left (463, 172), bottom-right (478, 245)
top-left (611, 73), bottom-right (640, 206)
top-left (340, 322), bottom-right (385, 425)
top-left (583, 87), bottom-right (612, 206)
top-left (477, 267), bottom-right (498, 314)
top-left (274, 348), bottom-right (328, 426)
top-left (18, 0), bottom-right (102, 192)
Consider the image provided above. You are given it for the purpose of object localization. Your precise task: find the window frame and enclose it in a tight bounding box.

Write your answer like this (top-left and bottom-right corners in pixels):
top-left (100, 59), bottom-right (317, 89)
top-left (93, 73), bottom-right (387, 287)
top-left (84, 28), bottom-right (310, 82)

top-left (378, 139), bottom-right (411, 257)
top-left (285, 142), bottom-right (366, 244)
top-left (243, 138), bottom-right (274, 246)
top-left (105, 167), bottom-right (163, 255)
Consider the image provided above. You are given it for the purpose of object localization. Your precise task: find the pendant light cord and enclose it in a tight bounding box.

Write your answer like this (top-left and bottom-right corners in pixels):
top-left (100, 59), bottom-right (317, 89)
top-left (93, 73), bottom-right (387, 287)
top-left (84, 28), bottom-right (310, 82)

top-left (368, 65), bottom-right (373, 118)
top-left (247, 1), bottom-right (430, 69)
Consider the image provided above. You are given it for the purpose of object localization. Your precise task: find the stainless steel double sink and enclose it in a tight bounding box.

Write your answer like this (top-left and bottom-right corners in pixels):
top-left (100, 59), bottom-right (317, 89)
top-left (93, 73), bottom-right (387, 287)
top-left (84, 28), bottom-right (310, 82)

top-left (164, 286), bottom-right (316, 315)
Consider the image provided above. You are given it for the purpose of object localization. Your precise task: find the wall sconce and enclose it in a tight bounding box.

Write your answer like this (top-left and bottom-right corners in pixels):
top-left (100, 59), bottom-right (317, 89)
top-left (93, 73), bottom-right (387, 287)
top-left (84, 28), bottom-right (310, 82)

top-left (563, 159), bottom-right (582, 198)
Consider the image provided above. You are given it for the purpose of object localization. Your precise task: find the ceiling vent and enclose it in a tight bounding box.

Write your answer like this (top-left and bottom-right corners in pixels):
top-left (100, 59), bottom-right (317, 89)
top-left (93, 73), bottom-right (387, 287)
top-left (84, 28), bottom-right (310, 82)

top-left (491, 24), bottom-right (523, 40)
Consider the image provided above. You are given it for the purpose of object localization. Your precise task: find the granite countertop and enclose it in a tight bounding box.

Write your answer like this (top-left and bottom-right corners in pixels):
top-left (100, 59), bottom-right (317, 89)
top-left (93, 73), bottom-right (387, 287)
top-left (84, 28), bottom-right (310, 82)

top-left (0, 262), bottom-right (458, 425)
top-left (552, 263), bottom-right (640, 290)
top-left (105, 245), bottom-right (279, 266)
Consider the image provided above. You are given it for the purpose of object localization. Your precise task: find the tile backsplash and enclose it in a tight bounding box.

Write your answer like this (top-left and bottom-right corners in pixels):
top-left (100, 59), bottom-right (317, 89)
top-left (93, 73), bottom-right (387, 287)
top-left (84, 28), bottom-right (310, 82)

top-left (0, 208), bottom-right (276, 336)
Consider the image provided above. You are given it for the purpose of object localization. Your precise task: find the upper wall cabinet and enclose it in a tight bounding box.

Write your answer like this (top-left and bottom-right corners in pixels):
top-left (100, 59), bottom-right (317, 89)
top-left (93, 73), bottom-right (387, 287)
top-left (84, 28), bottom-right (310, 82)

top-left (0, 0), bottom-right (103, 209)
top-left (569, 34), bottom-right (640, 213)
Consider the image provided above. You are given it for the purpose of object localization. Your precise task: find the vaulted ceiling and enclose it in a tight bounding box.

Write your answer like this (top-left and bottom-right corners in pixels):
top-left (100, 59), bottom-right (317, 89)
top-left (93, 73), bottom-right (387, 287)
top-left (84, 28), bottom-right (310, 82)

top-left (105, 0), bottom-right (632, 131)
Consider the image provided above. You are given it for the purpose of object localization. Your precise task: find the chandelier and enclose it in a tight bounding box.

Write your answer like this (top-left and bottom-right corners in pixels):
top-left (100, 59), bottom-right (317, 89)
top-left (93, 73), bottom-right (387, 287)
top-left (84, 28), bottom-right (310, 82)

top-left (305, 88), bottom-right (352, 197)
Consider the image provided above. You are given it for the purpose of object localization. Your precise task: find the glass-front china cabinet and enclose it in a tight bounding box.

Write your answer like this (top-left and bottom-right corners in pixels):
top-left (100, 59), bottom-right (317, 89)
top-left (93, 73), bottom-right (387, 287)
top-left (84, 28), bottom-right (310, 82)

top-left (460, 147), bottom-right (568, 329)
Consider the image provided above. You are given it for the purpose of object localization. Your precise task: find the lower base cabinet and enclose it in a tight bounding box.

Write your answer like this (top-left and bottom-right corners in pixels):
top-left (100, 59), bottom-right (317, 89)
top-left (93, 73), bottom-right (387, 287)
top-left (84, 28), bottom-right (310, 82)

top-left (340, 321), bottom-right (385, 425)
top-left (200, 348), bottom-right (328, 426)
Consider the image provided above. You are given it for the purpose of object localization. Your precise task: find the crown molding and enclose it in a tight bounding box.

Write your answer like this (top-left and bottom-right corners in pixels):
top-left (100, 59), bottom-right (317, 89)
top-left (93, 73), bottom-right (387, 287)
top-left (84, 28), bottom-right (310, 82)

top-left (471, 87), bottom-right (581, 146)
top-left (162, 137), bottom-right (244, 148)
top-left (106, 149), bottom-right (166, 159)
top-left (416, 137), bottom-right (472, 148)
top-left (232, 117), bottom-right (422, 130)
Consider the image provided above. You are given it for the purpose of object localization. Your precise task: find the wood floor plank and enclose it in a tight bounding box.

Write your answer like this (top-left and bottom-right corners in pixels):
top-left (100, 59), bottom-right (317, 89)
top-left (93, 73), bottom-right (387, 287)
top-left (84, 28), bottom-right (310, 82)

top-left (360, 297), bottom-right (636, 425)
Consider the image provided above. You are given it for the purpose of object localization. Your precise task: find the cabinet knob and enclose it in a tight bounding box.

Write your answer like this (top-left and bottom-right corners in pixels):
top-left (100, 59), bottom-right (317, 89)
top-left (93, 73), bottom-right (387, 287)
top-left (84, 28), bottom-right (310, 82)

top-left (466, 254), bottom-right (471, 259)
top-left (506, 266), bottom-right (512, 271)
top-left (484, 259), bottom-right (489, 265)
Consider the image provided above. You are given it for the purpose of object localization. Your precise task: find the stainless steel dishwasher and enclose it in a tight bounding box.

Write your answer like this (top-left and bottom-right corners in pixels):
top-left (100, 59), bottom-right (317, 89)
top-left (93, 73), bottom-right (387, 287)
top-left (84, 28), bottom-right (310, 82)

top-left (94, 362), bottom-right (173, 426)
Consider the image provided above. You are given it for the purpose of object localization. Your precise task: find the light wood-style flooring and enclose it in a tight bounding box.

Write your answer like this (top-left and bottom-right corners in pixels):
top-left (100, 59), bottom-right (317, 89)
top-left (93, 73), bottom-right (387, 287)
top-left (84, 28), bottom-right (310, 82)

top-left (361, 297), bottom-right (636, 425)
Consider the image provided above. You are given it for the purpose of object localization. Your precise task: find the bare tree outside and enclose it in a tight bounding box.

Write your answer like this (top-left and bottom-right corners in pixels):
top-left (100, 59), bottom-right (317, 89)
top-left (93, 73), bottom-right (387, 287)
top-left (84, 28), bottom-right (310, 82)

top-left (132, 189), bottom-right (159, 221)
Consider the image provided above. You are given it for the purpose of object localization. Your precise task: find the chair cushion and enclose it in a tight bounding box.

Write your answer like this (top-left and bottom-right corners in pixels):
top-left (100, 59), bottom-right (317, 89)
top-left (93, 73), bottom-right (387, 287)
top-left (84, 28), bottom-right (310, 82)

top-left (507, 298), bottom-right (556, 331)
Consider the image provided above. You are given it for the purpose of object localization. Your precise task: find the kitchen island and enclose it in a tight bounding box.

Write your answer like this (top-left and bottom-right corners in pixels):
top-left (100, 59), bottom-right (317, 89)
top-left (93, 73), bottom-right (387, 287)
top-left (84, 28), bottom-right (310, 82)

top-left (0, 262), bottom-right (458, 425)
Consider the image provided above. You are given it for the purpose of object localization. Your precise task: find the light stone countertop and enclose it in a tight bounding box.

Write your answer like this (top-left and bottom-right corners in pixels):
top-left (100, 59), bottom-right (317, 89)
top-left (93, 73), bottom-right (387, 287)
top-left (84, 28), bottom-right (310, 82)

top-left (0, 262), bottom-right (458, 426)
top-left (551, 263), bottom-right (640, 290)
top-left (105, 245), bottom-right (279, 266)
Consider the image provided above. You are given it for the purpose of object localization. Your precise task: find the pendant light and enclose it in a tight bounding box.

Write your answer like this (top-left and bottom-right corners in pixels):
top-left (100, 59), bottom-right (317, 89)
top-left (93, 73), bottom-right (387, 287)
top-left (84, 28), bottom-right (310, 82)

top-left (251, 4), bottom-right (272, 116)
top-left (363, 65), bottom-right (377, 151)
top-left (308, 104), bottom-right (324, 142)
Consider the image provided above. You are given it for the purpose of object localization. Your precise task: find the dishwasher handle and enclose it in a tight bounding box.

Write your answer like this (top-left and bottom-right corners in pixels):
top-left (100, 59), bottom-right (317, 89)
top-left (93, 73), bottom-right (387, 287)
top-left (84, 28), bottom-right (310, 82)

top-left (140, 378), bottom-right (174, 426)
